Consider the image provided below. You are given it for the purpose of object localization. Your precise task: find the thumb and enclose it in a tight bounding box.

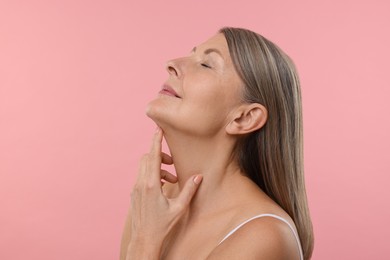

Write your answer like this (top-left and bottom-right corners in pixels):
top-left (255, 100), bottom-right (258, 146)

top-left (174, 175), bottom-right (203, 209)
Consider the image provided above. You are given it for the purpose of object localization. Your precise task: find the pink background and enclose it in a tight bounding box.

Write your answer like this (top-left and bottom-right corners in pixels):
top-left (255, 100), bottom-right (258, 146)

top-left (1, 0), bottom-right (389, 259)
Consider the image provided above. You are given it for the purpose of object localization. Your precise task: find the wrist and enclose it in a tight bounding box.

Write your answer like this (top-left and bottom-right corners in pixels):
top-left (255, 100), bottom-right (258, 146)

top-left (126, 236), bottom-right (163, 260)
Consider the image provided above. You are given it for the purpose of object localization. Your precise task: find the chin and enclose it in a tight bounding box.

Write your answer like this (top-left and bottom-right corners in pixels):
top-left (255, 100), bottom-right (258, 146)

top-left (145, 100), bottom-right (160, 124)
top-left (145, 98), bottom-right (219, 136)
top-left (145, 98), bottom-right (173, 127)
top-left (145, 100), bottom-right (155, 118)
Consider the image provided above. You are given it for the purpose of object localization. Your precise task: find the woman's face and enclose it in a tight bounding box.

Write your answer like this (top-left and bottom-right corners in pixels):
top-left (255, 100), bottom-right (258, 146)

top-left (146, 33), bottom-right (244, 137)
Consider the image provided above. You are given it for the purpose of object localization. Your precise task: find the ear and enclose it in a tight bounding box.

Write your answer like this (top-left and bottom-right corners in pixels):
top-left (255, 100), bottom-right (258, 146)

top-left (226, 103), bottom-right (268, 135)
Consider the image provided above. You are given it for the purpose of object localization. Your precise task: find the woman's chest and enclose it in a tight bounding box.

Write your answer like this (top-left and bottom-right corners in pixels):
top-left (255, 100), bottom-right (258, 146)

top-left (160, 217), bottom-right (231, 260)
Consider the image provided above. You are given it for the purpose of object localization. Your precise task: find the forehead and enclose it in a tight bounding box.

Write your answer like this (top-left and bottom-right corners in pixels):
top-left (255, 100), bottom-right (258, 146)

top-left (197, 34), bottom-right (229, 54)
top-left (195, 33), bottom-right (233, 65)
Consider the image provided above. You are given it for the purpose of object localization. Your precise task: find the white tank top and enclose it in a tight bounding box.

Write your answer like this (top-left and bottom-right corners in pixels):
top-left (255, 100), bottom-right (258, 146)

top-left (218, 213), bottom-right (304, 260)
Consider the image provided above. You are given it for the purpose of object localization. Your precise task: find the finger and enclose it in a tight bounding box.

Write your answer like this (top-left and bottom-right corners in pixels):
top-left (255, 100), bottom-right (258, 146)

top-left (160, 169), bottom-right (178, 183)
top-left (147, 127), bottom-right (164, 184)
top-left (174, 175), bottom-right (203, 209)
top-left (150, 127), bottom-right (163, 156)
top-left (135, 154), bottom-right (148, 183)
top-left (161, 152), bottom-right (173, 165)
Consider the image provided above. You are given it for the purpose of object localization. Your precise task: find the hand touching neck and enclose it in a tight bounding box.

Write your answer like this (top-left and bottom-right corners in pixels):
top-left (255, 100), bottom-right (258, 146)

top-left (162, 128), bottom-right (244, 217)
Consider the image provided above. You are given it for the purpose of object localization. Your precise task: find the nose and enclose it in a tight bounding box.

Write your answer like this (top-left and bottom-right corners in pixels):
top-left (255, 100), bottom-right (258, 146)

top-left (165, 59), bottom-right (181, 78)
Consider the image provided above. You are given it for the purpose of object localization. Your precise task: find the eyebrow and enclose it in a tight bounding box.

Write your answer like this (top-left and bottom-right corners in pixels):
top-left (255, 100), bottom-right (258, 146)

top-left (191, 46), bottom-right (224, 59)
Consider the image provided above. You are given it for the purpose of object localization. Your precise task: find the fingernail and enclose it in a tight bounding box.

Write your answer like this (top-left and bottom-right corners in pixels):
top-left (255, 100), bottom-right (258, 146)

top-left (193, 175), bottom-right (203, 184)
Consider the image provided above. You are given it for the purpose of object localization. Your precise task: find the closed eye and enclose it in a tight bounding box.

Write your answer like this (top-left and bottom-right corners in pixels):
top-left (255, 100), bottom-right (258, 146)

top-left (201, 63), bottom-right (212, 69)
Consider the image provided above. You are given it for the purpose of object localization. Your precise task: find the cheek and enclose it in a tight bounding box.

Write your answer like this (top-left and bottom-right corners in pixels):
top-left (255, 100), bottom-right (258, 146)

top-left (185, 75), bottom-right (224, 105)
top-left (145, 77), bottom-right (241, 136)
top-left (180, 89), bottom-right (234, 132)
top-left (187, 79), bottom-right (238, 116)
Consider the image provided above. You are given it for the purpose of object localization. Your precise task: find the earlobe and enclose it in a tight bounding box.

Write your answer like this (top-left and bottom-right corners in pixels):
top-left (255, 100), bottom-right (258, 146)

top-left (226, 103), bottom-right (268, 135)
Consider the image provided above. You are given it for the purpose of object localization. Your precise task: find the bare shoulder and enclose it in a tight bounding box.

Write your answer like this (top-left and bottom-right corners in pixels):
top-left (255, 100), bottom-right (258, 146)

top-left (206, 216), bottom-right (301, 260)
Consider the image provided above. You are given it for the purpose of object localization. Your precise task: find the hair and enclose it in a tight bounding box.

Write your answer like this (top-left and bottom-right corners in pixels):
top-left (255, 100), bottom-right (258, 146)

top-left (219, 27), bottom-right (314, 259)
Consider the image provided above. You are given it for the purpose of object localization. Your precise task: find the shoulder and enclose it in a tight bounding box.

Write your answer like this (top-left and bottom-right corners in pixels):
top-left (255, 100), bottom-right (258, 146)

top-left (207, 216), bottom-right (301, 260)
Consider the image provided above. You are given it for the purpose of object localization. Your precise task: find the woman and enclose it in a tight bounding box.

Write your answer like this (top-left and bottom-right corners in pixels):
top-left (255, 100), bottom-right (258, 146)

top-left (120, 27), bottom-right (314, 260)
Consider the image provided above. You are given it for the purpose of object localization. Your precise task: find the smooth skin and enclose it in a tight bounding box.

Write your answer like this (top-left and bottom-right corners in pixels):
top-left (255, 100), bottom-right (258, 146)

top-left (124, 127), bottom-right (203, 259)
top-left (120, 33), bottom-right (301, 260)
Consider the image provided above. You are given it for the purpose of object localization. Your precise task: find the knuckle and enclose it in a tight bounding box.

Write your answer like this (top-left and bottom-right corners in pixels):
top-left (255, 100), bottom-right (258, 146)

top-left (172, 201), bottom-right (186, 213)
top-left (131, 184), bottom-right (141, 194)
top-left (145, 181), bottom-right (157, 191)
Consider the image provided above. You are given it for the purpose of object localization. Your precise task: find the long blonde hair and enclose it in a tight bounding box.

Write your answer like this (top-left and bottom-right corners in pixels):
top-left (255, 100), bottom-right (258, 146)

top-left (220, 27), bottom-right (314, 259)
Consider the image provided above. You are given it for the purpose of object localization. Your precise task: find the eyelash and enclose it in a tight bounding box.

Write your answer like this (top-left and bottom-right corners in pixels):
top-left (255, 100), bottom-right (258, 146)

top-left (201, 63), bottom-right (212, 69)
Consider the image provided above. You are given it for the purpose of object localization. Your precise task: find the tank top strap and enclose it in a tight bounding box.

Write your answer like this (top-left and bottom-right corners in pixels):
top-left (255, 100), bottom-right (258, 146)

top-left (218, 213), bottom-right (303, 260)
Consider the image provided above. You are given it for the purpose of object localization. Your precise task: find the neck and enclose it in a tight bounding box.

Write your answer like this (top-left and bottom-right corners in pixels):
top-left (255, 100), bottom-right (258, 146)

top-left (163, 129), bottom-right (243, 218)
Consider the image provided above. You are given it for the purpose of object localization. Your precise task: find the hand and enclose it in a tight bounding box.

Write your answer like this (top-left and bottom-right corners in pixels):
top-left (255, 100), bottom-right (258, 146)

top-left (126, 127), bottom-right (203, 259)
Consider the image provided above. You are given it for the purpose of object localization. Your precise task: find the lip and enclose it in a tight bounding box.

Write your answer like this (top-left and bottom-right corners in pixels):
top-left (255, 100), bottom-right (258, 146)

top-left (159, 84), bottom-right (181, 98)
